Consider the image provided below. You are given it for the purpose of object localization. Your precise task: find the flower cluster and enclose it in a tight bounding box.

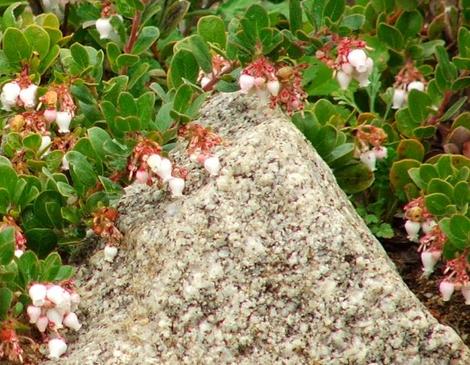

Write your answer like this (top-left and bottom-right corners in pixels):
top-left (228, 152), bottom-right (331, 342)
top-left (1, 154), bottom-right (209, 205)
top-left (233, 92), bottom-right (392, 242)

top-left (179, 123), bottom-right (222, 176)
top-left (391, 63), bottom-right (426, 109)
top-left (439, 254), bottom-right (470, 303)
top-left (28, 282), bottom-right (81, 359)
top-left (354, 125), bottom-right (388, 171)
top-left (1, 77), bottom-right (38, 112)
top-left (316, 37), bottom-right (373, 90)
top-left (92, 207), bottom-right (123, 262)
top-left (199, 54), bottom-right (232, 91)
top-left (239, 57), bottom-right (307, 114)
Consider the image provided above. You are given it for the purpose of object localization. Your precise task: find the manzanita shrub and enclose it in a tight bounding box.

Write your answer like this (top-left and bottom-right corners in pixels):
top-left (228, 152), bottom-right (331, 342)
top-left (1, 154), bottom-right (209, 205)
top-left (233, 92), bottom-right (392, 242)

top-left (0, 0), bottom-right (470, 362)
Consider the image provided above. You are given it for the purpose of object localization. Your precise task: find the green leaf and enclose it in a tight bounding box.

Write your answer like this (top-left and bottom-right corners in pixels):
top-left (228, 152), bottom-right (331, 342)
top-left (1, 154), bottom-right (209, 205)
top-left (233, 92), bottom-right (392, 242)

top-left (24, 24), bottom-right (50, 59)
top-left (132, 26), bottom-right (160, 55)
top-left (425, 193), bottom-right (451, 216)
top-left (159, 0), bottom-right (190, 37)
top-left (324, 0), bottom-right (345, 22)
top-left (341, 14), bottom-right (365, 31)
top-left (176, 34), bottom-right (212, 73)
top-left (335, 162), bottom-right (375, 194)
top-left (396, 139), bottom-right (424, 161)
top-left (440, 96), bottom-right (467, 121)
top-left (390, 159), bottom-right (421, 191)
top-left (17, 251), bottom-right (40, 285)
top-left (407, 90), bottom-right (431, 122)
top-left (40, 252), bottom-right (62, 281)
top-left (25, 228), bottom-right (57, 259)
top-left (0, 288), bottom-right (13, 321)
top-left (427, 178), bottom-right (454, 196)
top-left (3, 28), bottom-right (32, 63)
top-left (395, 11), bottom-right (423, 38)
top-left (0, 165), bottom-right (18, 199)
top-left (38, 44), bottom-right (60, 75)
top-left (0, 227), bottom-right (15, 265)
top-left (53, 265), bottom-right (74, 281)
top-left (33, 191), bottom-right (64, 229)
top-left (168, 49), bottom-right (199, 88)
top-left (66, 151), bottom-right (99, 195)
top-left (197, 15), bottom-right (226, 49)
top-left (449, 215), bottom-right (470, 241)
top-left (377, 23), bottom-right (404, 50)
top-left (70, 42), bottom-right (90, 69)
top-left (289, 0), bottom-right (303, 32)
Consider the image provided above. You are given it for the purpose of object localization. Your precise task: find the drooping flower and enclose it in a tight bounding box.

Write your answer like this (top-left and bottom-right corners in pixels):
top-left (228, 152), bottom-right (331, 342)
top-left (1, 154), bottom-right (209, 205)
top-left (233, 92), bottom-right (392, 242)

top-left (204, 156), bottom-right (221, 176)
top-left (29, 284), bottom-right (47, 307)
top-left (439, 280), bottom-right (455, 301)
top-left (169, 177), bottom-right (185, 197)
top-left (55, 111), bottom-right (73, 134)
top-left (0, 82), bottom-right (21, 110)
top-left (63, 312), bottom-right (82, 331)
top-left (96, 18), bottom-right (113, 40)
top-left (48, 338), bottom-right (67, 359)
top-left (104, 245), bottom-right (118, 262)
top-left (19, 84), bottom-right (38, 108)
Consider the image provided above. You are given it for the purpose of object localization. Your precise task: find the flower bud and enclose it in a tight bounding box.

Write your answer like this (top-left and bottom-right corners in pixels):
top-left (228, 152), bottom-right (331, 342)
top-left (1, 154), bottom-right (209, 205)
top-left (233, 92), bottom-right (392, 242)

top-left (239, 74), bottom-right (255, 93)
top-left (104, 245), bottom-right (118, 262)
top-left (36, 316), bottom-right (49, 332)
top-left (461, 285), bottom-right (470, 305)
top-left (439, 280), bottom-right (455, 301)
top-left (156, 158), bottom-right (172, 182)
top-left (347, 49), bottom-right (367, 69)
top-left (96, 17), bottom-right (113, 40)
top-left (407, 81), bottom-right (425, 92)
top-left (359, 150), bottom-right (376, 171)
top-left (46, 285), bottom-right (66, 307)
top-left (135, 169), bottom-right (149, 184)
top-left (15, 249), bottom-right (24, 258)
top-left (373, 146), bottom-right (388, 160)
top-left (169, 177), bottom-right (185, 197)
top-left (147, 154), bottom-right (162, 173)
top-left (29, 284), bottom-right (47, 307)
top-left (200, 76), bottom-right (211, 89)
top-left (48, 338), bottom-right (67, 359)
top-left (267, 80), bottom-right (280, 96)
top-left (392, 88), bottom-right (407, 109)
top-left (19, 84), bottom-right (38, 108)
top-left (62, 156), bottom-right (70, 171)
top-left (27, 305), bottom-right (41, 324)
top-left (204, 156), bottom-right (220, 176)
top-left (55, 111), bottom-right (73, 134)
top-left (44, 109), bottom-right (57, 123)
top-left (63, 312), bottom-right (82, 331)
top-left (422, 219), bottom-right (437, 234)
top-left (404, 220), bottom-right (421, 242)
top-left (46, 308), bottom-right (64, 328)
top-left (336, 70), bottom-right (352, 90)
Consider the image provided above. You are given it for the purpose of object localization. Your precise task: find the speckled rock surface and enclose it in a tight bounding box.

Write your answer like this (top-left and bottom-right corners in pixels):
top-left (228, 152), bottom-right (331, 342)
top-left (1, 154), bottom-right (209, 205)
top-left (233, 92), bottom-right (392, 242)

top-left (53, 93), bottom-right (470, 365)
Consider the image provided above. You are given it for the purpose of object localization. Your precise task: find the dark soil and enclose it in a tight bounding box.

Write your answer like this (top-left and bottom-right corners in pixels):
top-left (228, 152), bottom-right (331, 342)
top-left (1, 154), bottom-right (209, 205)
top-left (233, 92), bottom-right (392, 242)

top-left (382, 237), bottom-right (470, 346)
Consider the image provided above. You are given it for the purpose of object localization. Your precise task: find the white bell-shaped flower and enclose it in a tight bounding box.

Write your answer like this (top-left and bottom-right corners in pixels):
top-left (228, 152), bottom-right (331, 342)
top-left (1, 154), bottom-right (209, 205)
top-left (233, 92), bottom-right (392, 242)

top-left (156, 158), bottom-right (173, 182)
top-left (27, 305), bottom-right (42, 324)
top-left (96, 17), bottom-right (113, 40)
top-left (46, 308), bottom-right (64, 328)
top-left (392, 88), bottom-right (407, 109)
top-left (239, 74), bottom-right (255, 93)
top-left (421, 219), bottom-right (437, 234)
top-left (359, 150), bottom-right (376, 171)
top-left (200, 76), bottom-right (211, 89)
top-left (169, 177), bottom-right (185, 197)
top-left (439, 280), bottom-right (455, 301)
top-left (267, 80), bottom-right (280, 96)
top-left (204, 156), bottom-right (221, 176)
top-left (36, 316), bottom-right (49, 332)
top-left (347, 49), bottom-right (368, 70)
top-left (55, 111), bottom-right (73, 133)
top-left (19, 84), bottom-right (38, 108)
top-left (29, 284), bottom-right (47, 307)
top-left (404, 220), bottom-right (421, 242)
top-left (407, 81), bottom-right (425, 92)
top-left (147, 154), bottom-right (162, 173)
top-left (104, 245), bottom-right (118, 262)
top-left (421, 251), bottom-right (439, 276)
top-left (44, 109), bottom-right (57, 122)
top-left (14, 249), bottom-right (24, 258)
top-left (135, 169), bottom-right (149, 184)
top-left (63, 312), bottom-right (82, 331)
top-left (1, 81), bottom-right (20, 110)
top-left (46, 285), bottom-right (66, 307)
top-left (373, 146), bottom-right (388, 160)
top-left (336, 70), bottom-right (352, 90)
top-left (48, 338), bottom-right (67, 359)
